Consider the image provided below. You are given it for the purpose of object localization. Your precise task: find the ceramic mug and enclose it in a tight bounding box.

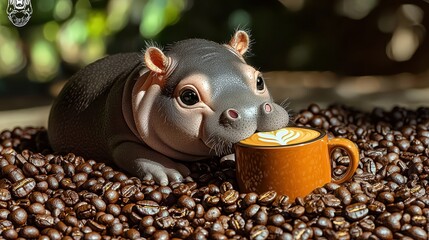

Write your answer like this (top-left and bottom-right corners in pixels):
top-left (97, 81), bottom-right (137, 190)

top-left (235, 126), bottom-right (359, 201)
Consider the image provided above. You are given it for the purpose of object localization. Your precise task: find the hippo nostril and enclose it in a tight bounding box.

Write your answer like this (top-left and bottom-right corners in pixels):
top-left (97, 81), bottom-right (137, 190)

top-left (263, 103), bottom-right (272, 113)
top-left (228, 109), bottom-right (239, 119)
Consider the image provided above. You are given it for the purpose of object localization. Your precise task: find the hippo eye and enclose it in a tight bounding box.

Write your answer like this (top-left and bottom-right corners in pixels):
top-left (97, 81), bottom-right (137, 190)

top-left (180, 89), bottom-right (199, 105)
top-left (256, 76), bottom-right (265, 91)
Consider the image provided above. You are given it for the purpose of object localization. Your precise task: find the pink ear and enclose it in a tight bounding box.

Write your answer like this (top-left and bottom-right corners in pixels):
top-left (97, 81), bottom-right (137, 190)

top-left (228, 30), bottom-right (250, 56)
top-left (144, 47), bottom-right (169, 74)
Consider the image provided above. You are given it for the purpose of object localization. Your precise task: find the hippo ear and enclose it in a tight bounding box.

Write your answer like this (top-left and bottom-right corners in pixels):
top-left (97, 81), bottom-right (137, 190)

top-left (144, 47), bottom-right (169, 74)
top-left (228, 30), bottom-right (250, 56)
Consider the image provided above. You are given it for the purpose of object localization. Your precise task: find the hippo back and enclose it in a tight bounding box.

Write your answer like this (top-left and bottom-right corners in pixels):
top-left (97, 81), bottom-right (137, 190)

top-left (48, 53), bottom-right (143, 160)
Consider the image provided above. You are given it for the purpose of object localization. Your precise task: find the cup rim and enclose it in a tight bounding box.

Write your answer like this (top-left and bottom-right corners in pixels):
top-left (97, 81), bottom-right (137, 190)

top-left (235, 126), bottom-right (326, 149)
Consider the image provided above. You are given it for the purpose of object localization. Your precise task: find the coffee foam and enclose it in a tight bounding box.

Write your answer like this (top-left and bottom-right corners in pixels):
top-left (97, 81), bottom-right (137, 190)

top-left (240, 127), bottom-right (321, 146)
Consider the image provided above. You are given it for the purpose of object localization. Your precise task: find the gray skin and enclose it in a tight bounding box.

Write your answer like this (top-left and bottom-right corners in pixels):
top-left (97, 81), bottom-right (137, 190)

top-left (48, 31), bottom-right (289, 185)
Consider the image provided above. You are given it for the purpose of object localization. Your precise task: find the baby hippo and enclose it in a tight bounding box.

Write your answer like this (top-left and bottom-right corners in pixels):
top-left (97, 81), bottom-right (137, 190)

top-left (48, 31), bottom-right (289, 185)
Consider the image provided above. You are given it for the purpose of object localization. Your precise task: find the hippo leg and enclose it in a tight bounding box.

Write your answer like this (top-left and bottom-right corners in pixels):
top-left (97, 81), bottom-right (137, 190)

top-left (220, 153), bottom-right (235, 162)
top-left (112, 142), bottom-right (190, 186)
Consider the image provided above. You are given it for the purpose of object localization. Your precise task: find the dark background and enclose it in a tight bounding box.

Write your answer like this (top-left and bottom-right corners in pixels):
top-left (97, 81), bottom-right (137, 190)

top-left (0, 0), bottom-right (428, 110)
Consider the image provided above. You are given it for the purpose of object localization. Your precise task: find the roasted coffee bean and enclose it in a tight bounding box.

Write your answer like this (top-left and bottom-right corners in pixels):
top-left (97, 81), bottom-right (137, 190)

top-left (22, 162), bottom-right (39, 177)
top-left (205, 195), bottom-right (220, 206)
top-left (288, 205), bottom-right (305, 218)
top-left (46, 197), bottom-right (66, 211)
top-left (134, 200), bottom-right (160, 216)
top-left (75, 202), bottom-right (96, 219)
top-left (205, 207), bottom-right (221, 221)
top-left (249, 225), bottom-right (269, 240)
top-left (221, 189), bottom-right (239, 205)
top-left (230, 214), bottom-right (245, 232)
top-left (10, 207), bottom-right (27, 225)
top-left (258, 190), bottom-right (277, 205)
top-left (155, 215), bottom-right (174, 229)
top-left (120, 184), bottom-right (138, 198)
top-left (2, 229), bottom-right (18, 240)
top-left (335, 186), bottom-right (352, 205)
top-left (104, 189), bottom-right (120, 204)
top-left (374, 226), bottom-right (393, 240)
top-left (385, 212), bottom-right (402, 231)
top-left (268, 214), bottom-right (285, 226)
top-left (244, 192), bottom-right (259, 206)
top-left (345, 203), bottom-right (368, 220)
top-left (2, 164), bottom-right (24, 182)
top-left (152, 229), bottom-right (169, 239)
top-left (109, 222), bottom-right (123, 236)
top-left (86, 219), bottom-right (106, 232)
top-left (254, 209), bottom-right (268, 225)
top-left (60, 189), bottom-right (79, 206)
top-left (0, 209), bottom-right (10, 220)
top-left (244, 204), bottom-right (260, 219)
top-left (11, 178), bottom-right (35, 197)
top-left (178, 195), bottom-right (196, 209)
top-left (19, 225), bottom-right (40, 238)
top-left (84, 232), bottom-right (101, 240)
top-left (322, 194), bottom-right (341, 207)
top-left (0, 189), bottom-right (11, 201)
top-left (34, 214), bottom-right (55, 227)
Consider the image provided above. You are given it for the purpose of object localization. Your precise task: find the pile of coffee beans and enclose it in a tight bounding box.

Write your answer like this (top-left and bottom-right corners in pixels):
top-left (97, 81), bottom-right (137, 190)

top-left (1, 104), bottom-right (429, 239)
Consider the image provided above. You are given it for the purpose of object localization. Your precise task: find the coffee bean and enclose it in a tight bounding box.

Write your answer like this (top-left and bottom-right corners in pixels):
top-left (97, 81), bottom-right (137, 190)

top-left (405, 226), bottom-right (427, 240)
top-left (288, 205), bottom-right (305, 218)
top-left (258, 190), bottom-right (277, 205)
top-left (322, 194), bottom-right (341, 207)
top-left (90, 197), bottom-right (106, 212)
top-left (249, 225), bottom-right (269, 240)
top-left (221, 190), bottom-right (239, 205)
top-left (22, 162), bottom-right (39, 177)
top-left (374, 226), bottom-right (393, 240)
top-left (244, 204), bottom-right (260, 219)
top-left (60, 189), bottom-right (79, 206)
top-left (334, 186), bottom-right (352, 205)
top-left (178, 195), bottom-right (196, 209)
top-left (104, 189), bottom-right (120, 204)
top-left (345, 203), bottom-right (368, 220)
top-left (0, 189), bottom-right (11, 201)
top-left (316, 216), bottom-right (333, 229)
top-left (244, 193), bottom-right (258, 206)
top-left (9, 209), bottom-right (26, 229)
top-left (230, 214), bottom-right (245, 232)
top-left (254, 209), bottom-right (268, 225)
top-left (368, 201), bottom-right (386, 214)
top-left (34, 214), bottom-right (55, 227)
top-left (204, 207), bottom-right (221, 222)
top-left (75, 202), bottom-right (96, 219)
top-left (11, 178), bottom-right (35, 197)
top-left (84, 232), bottom-right (101, 240)
top-left (2, 228), bottom-right (18, 240)
top-left (19, 226), bottom-right (40, 238)
top-left (2, 164), bottom-right (25, 182)
top-left (268, 214), bottom-right (285, 226)
top-left (46, 197), bottom-right (66, 211)
top-left (134, 200), bottom-right (160, 216)
top-left (107, 203), bottom-right (121, 216)
top-left (205, 195), bottom-right (220, 206)
top-left (0, 209), bottom-right (10, 220)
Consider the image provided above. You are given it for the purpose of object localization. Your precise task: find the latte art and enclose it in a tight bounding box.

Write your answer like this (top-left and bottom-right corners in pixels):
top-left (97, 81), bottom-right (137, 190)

top-left (240, 127), bottom-right (321, 146)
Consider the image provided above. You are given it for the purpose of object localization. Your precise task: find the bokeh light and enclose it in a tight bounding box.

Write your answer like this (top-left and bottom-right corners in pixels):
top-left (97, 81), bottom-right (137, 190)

top-left (28, 38), bottom-right (59, 82)
top-left (0, 27), bottom-right (25, 76)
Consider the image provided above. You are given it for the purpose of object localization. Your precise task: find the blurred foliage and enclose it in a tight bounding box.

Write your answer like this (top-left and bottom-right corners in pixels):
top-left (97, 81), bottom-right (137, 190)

top-left (0, 0), bottom-right (429, 98)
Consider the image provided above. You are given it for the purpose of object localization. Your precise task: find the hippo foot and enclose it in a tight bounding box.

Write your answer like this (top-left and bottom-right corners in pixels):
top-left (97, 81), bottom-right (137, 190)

top-left (220, 153), bottom-right (235, 162)
top-left (136, 158), bottom-right (191, 186)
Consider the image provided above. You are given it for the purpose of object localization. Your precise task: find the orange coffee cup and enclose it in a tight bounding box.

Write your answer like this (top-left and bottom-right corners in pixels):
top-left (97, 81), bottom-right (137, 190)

top-left (235, 126), bottom-right (359, 201)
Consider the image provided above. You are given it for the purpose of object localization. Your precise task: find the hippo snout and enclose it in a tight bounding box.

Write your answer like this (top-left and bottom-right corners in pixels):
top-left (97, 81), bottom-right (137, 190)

top-left (217, 101), bottom-right (289, 141)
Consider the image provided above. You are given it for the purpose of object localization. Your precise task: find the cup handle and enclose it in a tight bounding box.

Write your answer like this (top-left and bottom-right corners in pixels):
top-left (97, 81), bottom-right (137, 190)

top-left (328, 138), bottom-right (360, 184)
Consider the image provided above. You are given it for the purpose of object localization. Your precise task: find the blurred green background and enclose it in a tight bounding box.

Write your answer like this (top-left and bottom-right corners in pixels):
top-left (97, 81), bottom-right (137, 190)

top-left (0, 0), bottom-right (429, 112)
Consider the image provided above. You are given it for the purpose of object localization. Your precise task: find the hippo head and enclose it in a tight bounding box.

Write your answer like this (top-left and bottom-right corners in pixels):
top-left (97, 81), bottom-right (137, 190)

top-left (132, 31), bottom-right (289, 160)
